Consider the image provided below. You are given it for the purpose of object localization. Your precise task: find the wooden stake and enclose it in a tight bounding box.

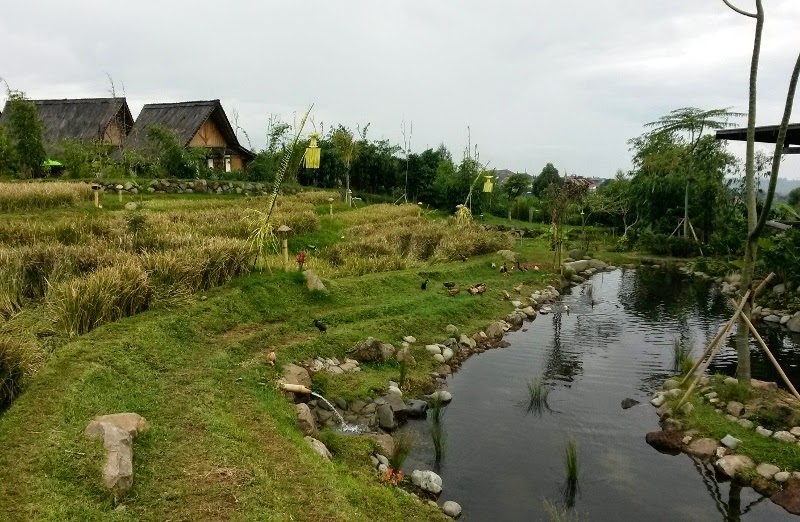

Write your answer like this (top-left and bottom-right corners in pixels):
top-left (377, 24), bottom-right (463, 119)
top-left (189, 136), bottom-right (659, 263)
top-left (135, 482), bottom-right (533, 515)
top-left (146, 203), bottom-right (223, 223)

top-left (679, 289), bottom-right (750, 386)
top-left (282, 238), bottom-right (289, 266)
top-left (731, 299), bottom-right (800, 401)
top-left (687, 219), bottom-right (704, 257)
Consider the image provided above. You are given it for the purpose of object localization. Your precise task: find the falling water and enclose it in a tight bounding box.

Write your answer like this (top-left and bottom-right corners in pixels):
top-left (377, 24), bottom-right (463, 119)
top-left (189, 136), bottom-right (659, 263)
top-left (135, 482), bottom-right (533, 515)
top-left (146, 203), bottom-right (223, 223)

top-left (310, 392), bottom-right (362, 433)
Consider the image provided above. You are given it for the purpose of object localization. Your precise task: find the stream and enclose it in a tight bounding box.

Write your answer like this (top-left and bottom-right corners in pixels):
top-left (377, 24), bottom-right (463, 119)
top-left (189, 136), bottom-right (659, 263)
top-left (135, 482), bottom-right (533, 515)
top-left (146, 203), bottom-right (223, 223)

top-left (402, 267), bottom-right (800, 521)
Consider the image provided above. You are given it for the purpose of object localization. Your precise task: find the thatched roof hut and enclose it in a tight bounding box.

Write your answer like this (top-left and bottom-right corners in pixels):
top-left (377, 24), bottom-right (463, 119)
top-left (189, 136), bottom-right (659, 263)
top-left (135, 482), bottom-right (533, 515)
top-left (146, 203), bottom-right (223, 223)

top-left (127, 100), bottom-right (254, 172)
top-left (0, 98), bottom-right (133, 150)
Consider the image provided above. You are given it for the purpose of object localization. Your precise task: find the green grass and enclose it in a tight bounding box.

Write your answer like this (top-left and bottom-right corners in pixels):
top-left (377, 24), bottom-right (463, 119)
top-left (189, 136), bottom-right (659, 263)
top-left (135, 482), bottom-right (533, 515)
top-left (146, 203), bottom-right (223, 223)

top-left (525, 377), bottom-right (551, 416)
top-left (430, 398), bottom-right (447, 464)
top-left (562, 436), bottom-right (579, 508)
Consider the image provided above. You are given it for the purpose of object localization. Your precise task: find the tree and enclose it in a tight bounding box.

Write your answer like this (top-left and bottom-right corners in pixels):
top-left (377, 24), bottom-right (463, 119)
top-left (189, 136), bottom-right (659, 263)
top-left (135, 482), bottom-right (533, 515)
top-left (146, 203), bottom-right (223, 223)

top-left (532, 163), bottom-right (561, 196)
top-left (721, 0), bottom-right (800, 384)
top-left (0, 125), bottom-right (16, 175)
top-left (4, 91), bottom-right (46, 177)
top-left (331, 124), bottom-right (369, 205)
top-left (643, 107), bottom-right (743, 238)
top-left (504, 173), bottom-right (532, 221)
top-left (788, 187), bottom-right (800, 207)
top-left (147, 125), bottom-right (197, 179)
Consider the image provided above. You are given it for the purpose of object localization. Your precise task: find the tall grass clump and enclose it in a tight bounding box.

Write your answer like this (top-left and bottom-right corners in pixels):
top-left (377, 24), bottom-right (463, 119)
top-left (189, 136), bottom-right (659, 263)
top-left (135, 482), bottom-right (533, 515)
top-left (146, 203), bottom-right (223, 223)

top-left (0, 182), bottom-right (92, 212)
top-left (562, 436), bottom-right (580, 507)
top-left (48, 260), bottom-right (153, 336)
top-left (430, 397), bottom-right (447, 463)
top-left (672, 339), bottom-right (693, 375)
top-left (525, 378), bottom-right (551, 416)
top-left (0, 336), bottom-right (40, 408)
top-left (389, 430), bottom-right (416, 471)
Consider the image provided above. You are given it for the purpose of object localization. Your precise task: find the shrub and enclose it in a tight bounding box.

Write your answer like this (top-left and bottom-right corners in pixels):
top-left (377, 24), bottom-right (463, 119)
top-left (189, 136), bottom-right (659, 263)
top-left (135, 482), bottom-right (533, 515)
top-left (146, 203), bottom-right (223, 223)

top-left (48, 260), bottom-right (153, 335)
top-left (0, 182), bottom-right (92, 212)
top-left (0, 336), bottom-right (39, 408)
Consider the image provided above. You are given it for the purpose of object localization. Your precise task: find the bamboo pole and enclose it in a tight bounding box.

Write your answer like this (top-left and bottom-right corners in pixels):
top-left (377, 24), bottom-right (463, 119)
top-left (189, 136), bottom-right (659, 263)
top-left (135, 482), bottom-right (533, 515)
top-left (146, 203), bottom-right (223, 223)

top-left (687, 219), bottom-right (704, 257)
top-left (679, 289), bottom-right (751, 386)
top-left (731, 298), bottom-right (800, 401)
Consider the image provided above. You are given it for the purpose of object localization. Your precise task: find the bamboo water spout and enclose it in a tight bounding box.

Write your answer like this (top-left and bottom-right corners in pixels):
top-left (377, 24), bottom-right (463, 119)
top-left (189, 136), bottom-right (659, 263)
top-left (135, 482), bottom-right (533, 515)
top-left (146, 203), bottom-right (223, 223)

top-left (279, 382), bottom-right (311, 395)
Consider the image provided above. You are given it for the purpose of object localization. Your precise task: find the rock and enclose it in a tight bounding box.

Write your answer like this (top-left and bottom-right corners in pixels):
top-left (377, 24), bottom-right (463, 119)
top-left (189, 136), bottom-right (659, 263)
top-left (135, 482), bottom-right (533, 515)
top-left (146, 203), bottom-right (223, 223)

top-left (757, 463), bottom-right (781, 479)
top-left (751, 379), bottom-right (779, 392)
top-left (772, 478), bottom-right (800, 515)
top-left (304, 436), bottom-right (332, 460)
top-left (295, 404), bottom-right (317, 436)
top-left (505, 312), bottom-right (524, 327)
top-left (377, 404), bottom-right (396, 430)
top-left (737, 418), bottom-right (754, 429)
top-left (406, 399), bottom-right (428, 419)
top-left (684, 438), bottom-right (718, 458)
top-left (774, 284), bottom-right (787, 295)
top-left (787, 314), bottom-right (800, 333)
top-left (520, 306), bottom-right (537, 319)
top-left (664, 379), bottom-right (680, 390)
top-left (441, 501), bottom-right (462, 518)
top-left (725, 414), bottom-right (738, 422)
top-left (433, 354), bottom-right (446, 363)
top-left (568, 249), bottom-right (586, 260)
top-left (705, 392), bottom-right (718, 400)
top-left (721, 434), bottom-right (741, 450)
top-left (425, 345), bottom-right (442, 355)
top-left (428, 390), bottom-right (453, 403)
top-left (776, 472), bottom-right (792, 483)
top-left (388, 386), bottom-right (402, 396)
top-left (282, 363), bottom-right (312, 389)
top-left (402, 335), bottom-right (417, 344)
top-left (774, 431), bottom-right (797, 443)
top-left (485, 321), bottom-right (506, 339)
top-left (410, 470), bottom-right (443, 495)
top-left (440, 347), bottom-right (453, 362)
top-left (587, 259), bottom-right (608, 270)
top-left (376, 453), bottom-right (389, 467)
top-left (84, 413), bottom-right (148, 497)
top-left (764, 314), bottom-right (781, 323)
top-left (303, 270), bottom-right (327, 292)
top-left (656, 403), bottom-right (672, 419)
top-left (124, 202), bottom-right (138, 211)
top-left (350, 337), bottom-right (395, 363)
top-left (621, 398), bottom-right (640, 409)
top-left (651, 394), bottom-right (666, 407)
top-left (665, 389), bottom-right (681, 398)
top-left (645, 430), bottom-right (684, 454)
top-left (445, 324), bottom-right (459, 335)
top-left (362, 433), bottom-right (394, 455)
top-left (756, 426), bottom-right (774, 437)
top-left (791, 427), bottom-right (800, 437)
top-left (715, 455), bottom-right (755, 478)
top-left (458, 333), bottom-right (476, 348)
top-left (680, 403), bottom-right (695, 416)
top-left (727, 401), bottom-right (744, 417)
top-left (724, 377), bottom-right (739, 386)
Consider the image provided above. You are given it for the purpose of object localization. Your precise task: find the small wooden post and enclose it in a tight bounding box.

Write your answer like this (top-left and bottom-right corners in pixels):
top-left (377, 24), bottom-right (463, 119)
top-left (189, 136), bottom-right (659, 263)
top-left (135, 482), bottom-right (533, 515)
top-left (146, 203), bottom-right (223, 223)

top-left (328, 198), bottom-right (334, 217)
top-left (118, 189), bottom-right (123, 202)
top-left (91, 183), bottom-right (101, 208)
top-left (277, 224), bottom-right (292, 268)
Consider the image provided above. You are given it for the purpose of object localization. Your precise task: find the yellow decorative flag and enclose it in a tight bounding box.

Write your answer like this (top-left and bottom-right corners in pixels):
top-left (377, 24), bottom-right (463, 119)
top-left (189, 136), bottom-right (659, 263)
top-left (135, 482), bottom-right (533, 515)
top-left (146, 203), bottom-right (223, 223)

top-left (482, 175), bottom-right (494, 193)
top-left (304, 133), bottom-right (321, 169)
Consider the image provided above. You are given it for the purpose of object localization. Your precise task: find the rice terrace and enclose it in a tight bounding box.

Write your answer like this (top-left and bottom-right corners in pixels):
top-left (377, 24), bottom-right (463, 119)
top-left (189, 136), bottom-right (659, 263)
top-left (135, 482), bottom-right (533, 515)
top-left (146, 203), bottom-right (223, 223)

top-left (2, 1), bottom-right (800, 521)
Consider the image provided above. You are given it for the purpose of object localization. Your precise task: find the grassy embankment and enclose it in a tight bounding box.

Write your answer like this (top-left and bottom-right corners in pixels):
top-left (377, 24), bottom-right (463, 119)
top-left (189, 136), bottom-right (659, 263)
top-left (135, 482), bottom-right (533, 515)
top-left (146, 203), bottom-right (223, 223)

top-left (0, 183), bottom-right (590, 521)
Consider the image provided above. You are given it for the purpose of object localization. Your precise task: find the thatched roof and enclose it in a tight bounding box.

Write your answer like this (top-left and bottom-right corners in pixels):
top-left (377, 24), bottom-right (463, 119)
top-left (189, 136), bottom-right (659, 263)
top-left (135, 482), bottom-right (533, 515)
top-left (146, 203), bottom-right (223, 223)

top-left (127, 100), bottom-right (253, 159)
top-left (0, 98), bottom-right (132, 147)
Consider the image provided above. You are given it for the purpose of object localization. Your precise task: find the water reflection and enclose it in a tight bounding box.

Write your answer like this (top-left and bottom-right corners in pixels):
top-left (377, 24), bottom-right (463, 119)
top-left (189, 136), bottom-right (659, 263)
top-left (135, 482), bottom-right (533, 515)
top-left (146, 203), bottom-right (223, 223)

top-left (401, 268), bottom-right (799, 521)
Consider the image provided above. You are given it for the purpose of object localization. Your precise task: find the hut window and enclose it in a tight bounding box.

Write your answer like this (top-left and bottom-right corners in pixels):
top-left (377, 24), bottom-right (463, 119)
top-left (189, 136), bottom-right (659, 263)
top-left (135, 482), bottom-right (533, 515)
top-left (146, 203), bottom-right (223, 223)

top-left (207, 158), bottom-right (214, 168)
top-left (224, 156), bottom-right (231, 173)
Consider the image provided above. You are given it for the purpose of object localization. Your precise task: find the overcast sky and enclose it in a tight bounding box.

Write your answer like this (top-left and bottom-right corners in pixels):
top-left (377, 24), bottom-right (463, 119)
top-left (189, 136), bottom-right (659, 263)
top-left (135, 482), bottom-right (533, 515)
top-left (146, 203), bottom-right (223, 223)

top-left (2, 1), bottom-right (799, 179)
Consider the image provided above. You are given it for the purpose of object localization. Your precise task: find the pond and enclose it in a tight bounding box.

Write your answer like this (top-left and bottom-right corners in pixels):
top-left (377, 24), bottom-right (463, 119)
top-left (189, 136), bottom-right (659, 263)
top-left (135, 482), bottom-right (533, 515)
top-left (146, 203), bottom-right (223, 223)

top-left (402, 267), bottom-right (800, 521)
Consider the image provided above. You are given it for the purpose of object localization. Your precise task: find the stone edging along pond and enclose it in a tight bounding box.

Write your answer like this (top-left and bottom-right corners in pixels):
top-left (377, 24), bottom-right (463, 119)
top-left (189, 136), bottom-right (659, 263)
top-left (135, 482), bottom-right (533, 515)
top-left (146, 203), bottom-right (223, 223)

top-left (279, 256), bottom-right (618, 518)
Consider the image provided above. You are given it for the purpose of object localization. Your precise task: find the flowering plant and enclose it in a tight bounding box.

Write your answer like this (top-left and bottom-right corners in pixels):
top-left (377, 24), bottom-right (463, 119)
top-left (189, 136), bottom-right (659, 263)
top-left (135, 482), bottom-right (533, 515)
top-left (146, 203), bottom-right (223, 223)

top-left (380, 467), bottom-right (404, 485)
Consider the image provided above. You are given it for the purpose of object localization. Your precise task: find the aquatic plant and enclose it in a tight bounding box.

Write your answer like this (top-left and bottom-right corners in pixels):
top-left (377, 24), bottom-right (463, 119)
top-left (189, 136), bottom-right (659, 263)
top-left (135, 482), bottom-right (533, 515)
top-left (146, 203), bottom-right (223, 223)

top-left (390, 430), bottom-right (415, 471)
top-left (525, 377), bottom-right (551, 416)
top-left (562, 436), bottom-right (579, 507)
top-left (672, 339), bottom-right (693, 375)
top-left (430, 397), bottom-right (447, 463)
top-left (543, 499), bottom-right (578, 522)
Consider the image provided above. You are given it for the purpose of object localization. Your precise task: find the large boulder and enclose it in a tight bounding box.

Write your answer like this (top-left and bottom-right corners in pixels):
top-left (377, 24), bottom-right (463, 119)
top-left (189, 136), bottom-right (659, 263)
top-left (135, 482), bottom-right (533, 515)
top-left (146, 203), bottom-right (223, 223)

top-left (303, 270), bottom-right (327, 292)
top-left (441, 501), bottom-right (462, 518)
top-left (587, 259), bottom-right (608, 270)
top-left (485, 321), bottom-right (506, 339)
top-left (295, 403), bottom-right (317, 436)
top-left (683, 438), bottom-right (718, 459)
top-left (282, 363), bottom-right (312, 389)
top-left (304, 436), bottom-right (332, 460)
top-left (411, 469), bottom-right (443, 495)
top-left (361, 433), bottom-right (394, 455)
top-left (377, 404), bottom-right (396, 430)
top-left (787, 314), bottom-right (800, 334)
top-left (645, 430), bottom-right (684, 455)
top-left (84, 413), bottom-right (149, 498)
top-left (772, 478), bottom-right (800, 515)
top-left (349, 337), bottom-right (396, 363)
top-left (564, 260), bottom-right (589, 273)
top-left (715, 455), bottom-right (755, 479)
top-left (406, 399), bottom-right (428, 419)
top-left (568, 249), bottom-right (586, 260)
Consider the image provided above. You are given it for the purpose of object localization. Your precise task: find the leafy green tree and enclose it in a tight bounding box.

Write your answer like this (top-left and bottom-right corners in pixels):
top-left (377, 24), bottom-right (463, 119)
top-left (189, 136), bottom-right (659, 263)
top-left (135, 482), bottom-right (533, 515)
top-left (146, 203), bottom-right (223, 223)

top-left (146, 125), bottom-right (197, 178)
top-left (643, 107), bottom-right (743, 237)
top-left (504, 173), bottom-right (532, 220)
top-left (4, 91), bottom-right (46, 177)
top-left (0, 125), bottom-right (16, 175)
top-left (331, 124), bottom-right (368, 204)
top-left (532, 163), bottom-right (561, 196)
top-left (788, 187), bottom-right (800, 207)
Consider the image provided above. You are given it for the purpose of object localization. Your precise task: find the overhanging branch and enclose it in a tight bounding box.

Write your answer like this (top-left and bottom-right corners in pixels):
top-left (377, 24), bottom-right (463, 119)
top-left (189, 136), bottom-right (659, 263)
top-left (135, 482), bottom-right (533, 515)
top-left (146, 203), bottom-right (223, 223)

top-left (721, 0), bottom-right (757, 18)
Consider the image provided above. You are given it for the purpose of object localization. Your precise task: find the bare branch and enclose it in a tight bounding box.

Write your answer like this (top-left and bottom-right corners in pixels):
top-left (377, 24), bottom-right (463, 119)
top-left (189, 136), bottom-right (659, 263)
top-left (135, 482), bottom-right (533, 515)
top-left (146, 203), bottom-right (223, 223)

top-left (721, 0), bottom-right (757, 18)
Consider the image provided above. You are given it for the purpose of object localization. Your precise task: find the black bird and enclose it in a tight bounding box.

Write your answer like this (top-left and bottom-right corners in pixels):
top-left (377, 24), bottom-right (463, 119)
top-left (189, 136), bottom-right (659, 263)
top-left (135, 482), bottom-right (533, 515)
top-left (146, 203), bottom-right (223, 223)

top-left (443, 281), bottom-right (456, 289)
top-left (515, 261), bottom-right (528, 272)
top-left (306, 245), bottom-right (318, 252)
top-left (421, 279), bottom-right (429, 290)
top-left (313, 319), bottom-right (327, 333)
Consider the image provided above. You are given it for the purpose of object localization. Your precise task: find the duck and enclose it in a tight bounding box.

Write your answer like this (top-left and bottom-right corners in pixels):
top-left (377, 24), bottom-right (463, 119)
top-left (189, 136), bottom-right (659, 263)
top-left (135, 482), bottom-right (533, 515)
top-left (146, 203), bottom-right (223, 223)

top-left (421, 279), bottom-right (429, 290)
top-left (443, 281), bottom-right (456, 289)
top-left (267, 351), bottom-right (276, 366)
top-left (313, 319), bottom-right (327, 333)
top-left (515, 261), bottom-right (528, 272)
top-left (448, 288), bottom-right (461, 296)
top-left (564, 304), bottom-right (570, 316)
top-left (499, 262), bottom-right (508, 274)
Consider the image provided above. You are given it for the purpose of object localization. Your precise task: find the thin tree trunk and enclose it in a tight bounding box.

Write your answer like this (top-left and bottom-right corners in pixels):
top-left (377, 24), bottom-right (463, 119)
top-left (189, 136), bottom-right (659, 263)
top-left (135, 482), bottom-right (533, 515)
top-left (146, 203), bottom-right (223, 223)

top-left (736, 1), bottom-right (764, 385)
top-left (683, 180), bottom-right (689, 237)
